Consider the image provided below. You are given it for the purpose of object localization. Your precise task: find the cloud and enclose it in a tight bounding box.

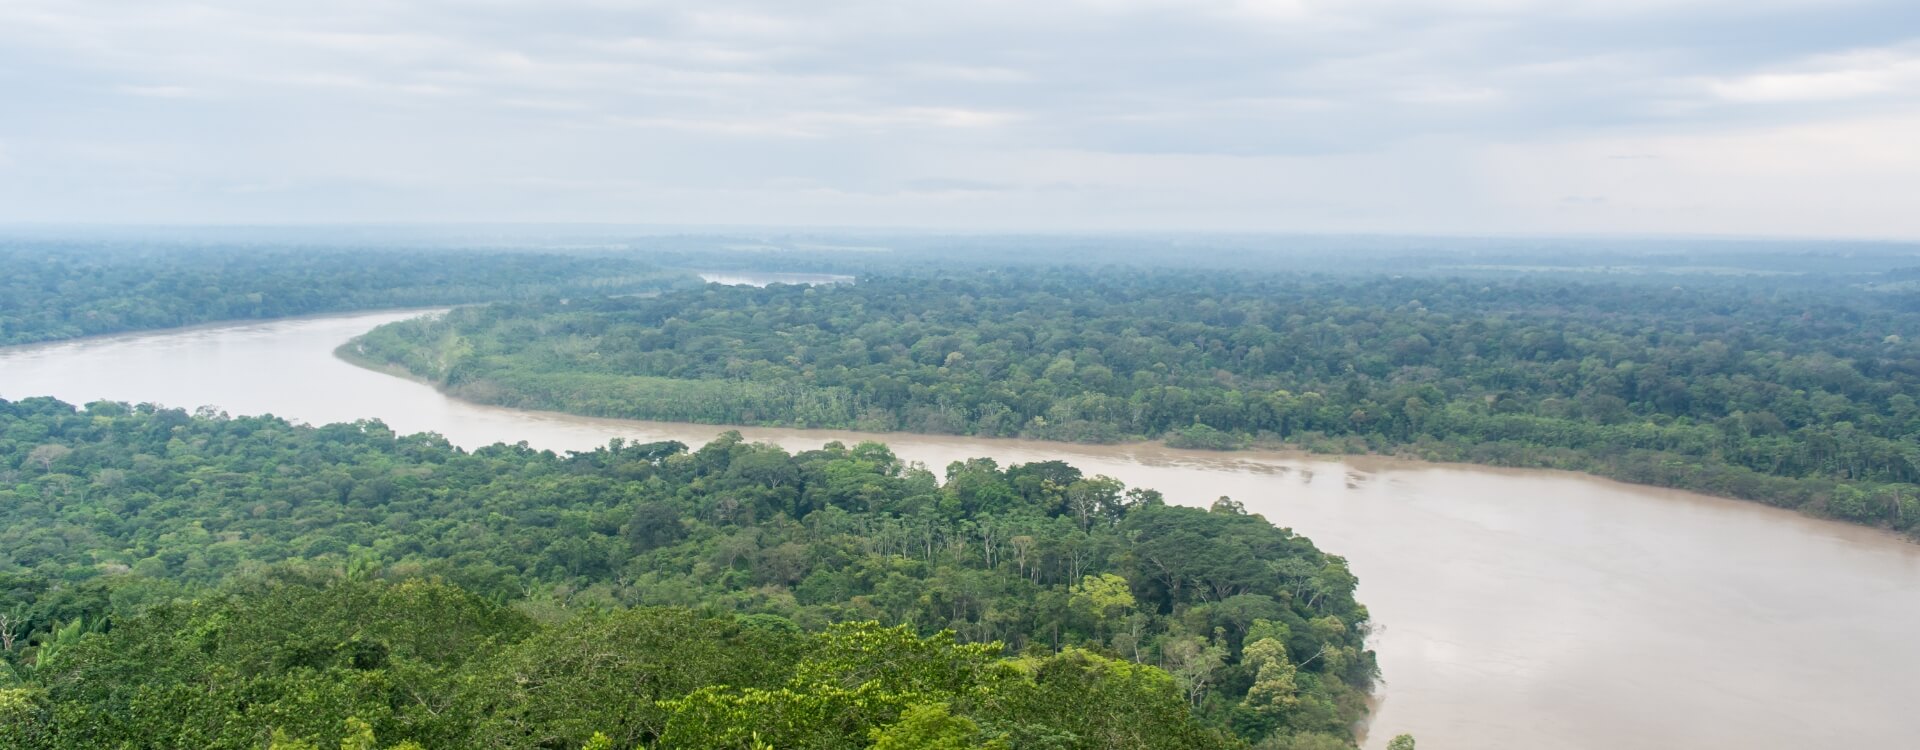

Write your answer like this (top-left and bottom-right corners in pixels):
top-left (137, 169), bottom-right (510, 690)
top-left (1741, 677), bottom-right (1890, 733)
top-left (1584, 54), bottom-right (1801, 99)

top-left (0, 0), bottom-right (1917, 236)
top-left (1393, 84), bottom-right (1505, 105)
top-left (1481, 111), bottom-right (1920, 236)
top-left (1705, 45), bottom-right (1920, 102)
top-left (899, 178), bottom-right (1012, 194)
top-left (117, 85), bottom-right (206, 99)
top-left (602, 107), bottom-right (1020, 138)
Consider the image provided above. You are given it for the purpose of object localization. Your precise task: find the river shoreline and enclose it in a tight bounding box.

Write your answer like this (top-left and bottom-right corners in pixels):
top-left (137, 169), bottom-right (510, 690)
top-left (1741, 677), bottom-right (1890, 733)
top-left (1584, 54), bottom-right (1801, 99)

top-left (0, 305), bottom-right (459, 354)
top-left (334, 318), bottom-right (1914, 548)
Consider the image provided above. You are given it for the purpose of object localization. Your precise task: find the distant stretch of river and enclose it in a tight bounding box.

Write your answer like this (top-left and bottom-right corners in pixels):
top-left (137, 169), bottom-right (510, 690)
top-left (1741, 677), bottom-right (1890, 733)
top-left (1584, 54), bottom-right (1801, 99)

top-left (697, 271), bottom-right (854, 286)
top-left (3, 309), bottom-right (1918, 750)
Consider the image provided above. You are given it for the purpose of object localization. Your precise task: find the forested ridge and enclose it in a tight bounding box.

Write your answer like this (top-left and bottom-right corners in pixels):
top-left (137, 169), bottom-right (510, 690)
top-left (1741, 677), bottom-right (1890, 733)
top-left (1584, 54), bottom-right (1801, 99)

top-left (352, 268), bottom-right (1920, 536)
top-left (0, 243), bottom-right (693, 346)
top-left (0, 398), bottom-right (1374, 748)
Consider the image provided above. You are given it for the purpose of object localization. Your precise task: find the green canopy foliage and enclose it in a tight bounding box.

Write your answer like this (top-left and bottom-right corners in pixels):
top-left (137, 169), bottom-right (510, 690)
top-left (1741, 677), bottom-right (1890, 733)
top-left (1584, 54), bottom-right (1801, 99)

top-left (0, 242), bottom-right (691, 346)
top-left (3, 578), bottom-right (1241, 749)
top-left (0, 398), bottom-right (1374, 746)
top-left (352, 268), bottom-right (1920, 535)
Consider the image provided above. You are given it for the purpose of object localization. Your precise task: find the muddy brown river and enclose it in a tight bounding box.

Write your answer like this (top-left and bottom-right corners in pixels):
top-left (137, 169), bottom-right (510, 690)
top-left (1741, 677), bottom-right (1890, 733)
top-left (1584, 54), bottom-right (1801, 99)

top-left (3, 309), bottom-right (1918, 749)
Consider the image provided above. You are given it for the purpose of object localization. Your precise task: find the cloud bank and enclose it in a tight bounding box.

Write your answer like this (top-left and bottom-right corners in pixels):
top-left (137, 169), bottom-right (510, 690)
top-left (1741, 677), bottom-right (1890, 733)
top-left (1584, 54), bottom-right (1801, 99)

top-left (2, 0), bottom-right (1918, 236)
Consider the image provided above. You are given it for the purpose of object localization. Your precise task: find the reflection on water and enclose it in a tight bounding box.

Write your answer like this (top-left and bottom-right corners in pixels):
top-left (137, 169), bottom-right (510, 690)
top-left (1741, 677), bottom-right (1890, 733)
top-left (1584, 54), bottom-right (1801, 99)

top-left (4, 310), bottom-right (1920, 750)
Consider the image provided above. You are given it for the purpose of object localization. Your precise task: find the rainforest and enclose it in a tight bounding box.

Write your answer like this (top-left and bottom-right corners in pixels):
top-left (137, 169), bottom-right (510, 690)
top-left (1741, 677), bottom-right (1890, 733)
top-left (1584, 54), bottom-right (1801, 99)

top-left (0, 397), bottom-right (1373, 749)
top-left (349, 268), bottom-right (1920, 536)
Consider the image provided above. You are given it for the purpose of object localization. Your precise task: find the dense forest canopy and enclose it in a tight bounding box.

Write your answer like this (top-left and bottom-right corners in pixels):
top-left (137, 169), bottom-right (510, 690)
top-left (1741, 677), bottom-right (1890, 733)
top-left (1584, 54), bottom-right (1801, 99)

top-left (0, 398), bottom-right (1372, 748)
top-left (0, 241), bottom-right (692, 346)
top-left (4, 577), bottom-right (1248, 749)
top-left (352, 268), bottom-right (1920, 536)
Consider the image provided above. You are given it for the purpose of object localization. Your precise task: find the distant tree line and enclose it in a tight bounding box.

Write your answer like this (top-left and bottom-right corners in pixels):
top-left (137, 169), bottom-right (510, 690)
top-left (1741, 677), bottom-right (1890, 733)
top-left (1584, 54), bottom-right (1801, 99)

top-left (0, 242), bottom-right (693, 346)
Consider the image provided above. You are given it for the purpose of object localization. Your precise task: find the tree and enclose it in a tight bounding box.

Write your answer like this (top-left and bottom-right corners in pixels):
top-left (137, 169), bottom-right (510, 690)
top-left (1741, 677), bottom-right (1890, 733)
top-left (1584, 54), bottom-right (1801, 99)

top-left (869, 703), bottom-right (987, 750)
top-left (1070, 573), bottom-right (1137, 638)
top-left (1242, 636), bottom-right (1299, 714)
top-left (0, 687), bottom-right (44, 745)
top-left (1066, 476), bottom-right (1125, 530)
top-left (1161, 633), bottom-right (1227, 707)
top-left (626, 502), bottom-right (687, 552)
top-left (26, 445), bottom-right (70, 472)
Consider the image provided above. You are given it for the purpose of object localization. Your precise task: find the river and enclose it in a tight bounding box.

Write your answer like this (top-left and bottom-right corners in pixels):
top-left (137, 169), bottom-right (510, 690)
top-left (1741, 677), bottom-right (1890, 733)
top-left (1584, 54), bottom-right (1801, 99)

top-left (3, 309), bottom-right (1918, 749)
top-left (697, 271), bottom-right (854, 286)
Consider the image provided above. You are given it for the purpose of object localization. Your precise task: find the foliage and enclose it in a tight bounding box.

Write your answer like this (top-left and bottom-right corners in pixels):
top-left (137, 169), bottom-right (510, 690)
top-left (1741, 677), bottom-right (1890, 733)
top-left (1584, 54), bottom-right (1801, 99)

top-left (0, 242), bottom-right (692, 346)
top-left (352, 268), bottom-right (1920, 534)
top-left (9, 577), bottom-right (1244, 749)
top-left (0, 398), bottom-right (1373, 746)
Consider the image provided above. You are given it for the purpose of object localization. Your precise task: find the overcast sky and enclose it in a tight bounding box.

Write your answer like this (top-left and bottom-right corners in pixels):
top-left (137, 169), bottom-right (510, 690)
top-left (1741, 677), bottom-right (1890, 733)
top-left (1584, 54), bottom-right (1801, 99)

top-left (3, 0), bottom-right (1918, 237)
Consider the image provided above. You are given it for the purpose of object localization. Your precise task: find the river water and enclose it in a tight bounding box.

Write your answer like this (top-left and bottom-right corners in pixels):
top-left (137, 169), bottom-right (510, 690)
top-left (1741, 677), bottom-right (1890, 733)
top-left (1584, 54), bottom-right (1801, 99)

top-left (697, 271), bottom-right (854, 286)
top-left (3, 309), bottom-right (1918, 750)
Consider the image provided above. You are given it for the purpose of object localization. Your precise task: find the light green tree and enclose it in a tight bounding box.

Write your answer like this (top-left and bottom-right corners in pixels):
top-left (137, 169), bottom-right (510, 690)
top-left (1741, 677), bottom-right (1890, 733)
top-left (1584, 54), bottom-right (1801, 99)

top-left (1241, 637), bottom-right (1300, 714)
top-left (870, 703), bottom-right (982, 750)
top-left (1071, 573), bottom-right (1137, 630)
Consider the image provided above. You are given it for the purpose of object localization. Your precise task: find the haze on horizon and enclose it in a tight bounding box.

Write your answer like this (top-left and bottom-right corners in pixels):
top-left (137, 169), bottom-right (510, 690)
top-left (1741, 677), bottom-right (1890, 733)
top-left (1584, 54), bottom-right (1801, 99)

top-left (3, 0), bottom-right (1918, 239)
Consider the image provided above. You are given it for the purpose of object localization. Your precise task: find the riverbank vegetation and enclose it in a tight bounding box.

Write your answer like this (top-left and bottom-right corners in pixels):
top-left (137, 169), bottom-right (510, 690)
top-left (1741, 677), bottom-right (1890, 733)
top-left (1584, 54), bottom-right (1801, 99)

top-left (0, 242), bottom-right (693, 346)
top-left (0, 397), bottom-right (1374, 748)
top-left (351, 268), bottom-right (1920, 536)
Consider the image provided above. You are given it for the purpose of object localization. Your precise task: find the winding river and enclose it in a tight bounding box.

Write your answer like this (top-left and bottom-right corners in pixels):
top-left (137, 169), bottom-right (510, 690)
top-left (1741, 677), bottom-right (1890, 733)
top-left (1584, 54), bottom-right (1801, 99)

top-left (3, 309), bottom-right (1919, 749)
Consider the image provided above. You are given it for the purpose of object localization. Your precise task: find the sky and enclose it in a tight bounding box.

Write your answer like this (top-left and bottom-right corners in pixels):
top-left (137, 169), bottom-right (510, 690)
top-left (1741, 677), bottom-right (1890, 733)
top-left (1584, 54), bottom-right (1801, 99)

top-left (2, 0), bottom-right (1919, 237)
